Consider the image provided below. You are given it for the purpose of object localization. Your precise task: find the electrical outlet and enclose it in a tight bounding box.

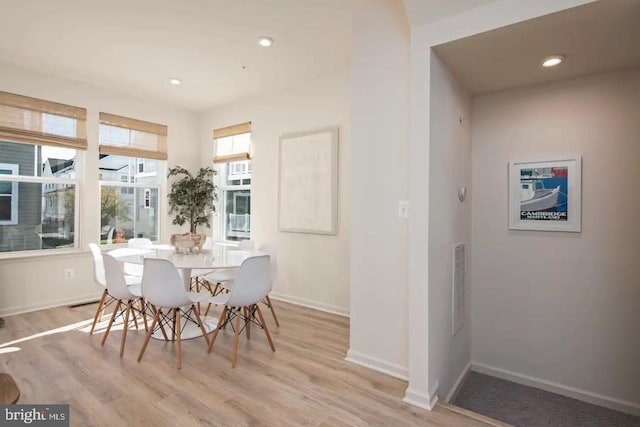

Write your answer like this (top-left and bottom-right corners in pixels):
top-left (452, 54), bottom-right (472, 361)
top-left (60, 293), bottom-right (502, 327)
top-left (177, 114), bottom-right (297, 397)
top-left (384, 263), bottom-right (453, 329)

top-left (64, 268), bottom-right (74, 280)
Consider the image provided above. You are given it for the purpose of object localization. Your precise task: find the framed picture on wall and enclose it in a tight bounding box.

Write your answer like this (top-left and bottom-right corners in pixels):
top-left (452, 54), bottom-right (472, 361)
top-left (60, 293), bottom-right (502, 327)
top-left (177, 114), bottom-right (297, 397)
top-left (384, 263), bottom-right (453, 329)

top-left (508, 156), bottom-right (582, 232)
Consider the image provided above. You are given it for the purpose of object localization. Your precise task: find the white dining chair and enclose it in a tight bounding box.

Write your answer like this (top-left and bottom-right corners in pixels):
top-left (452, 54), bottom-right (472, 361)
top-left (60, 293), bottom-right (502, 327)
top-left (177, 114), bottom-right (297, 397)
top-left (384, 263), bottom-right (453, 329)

top-left (203, 243), bottom-right (280, 327)
top-left (137, 258), bottom-right (212, 369)
top-left (88, 243), bottom-right (141, 335)
top-left (101, 253), bottom-right (149, 357)
top-left (256, 244), bottom-right (280, 327)
top-left (123, 237), bottom-right (152, 277)
top-left (206, 255), bottom-right (275, 368)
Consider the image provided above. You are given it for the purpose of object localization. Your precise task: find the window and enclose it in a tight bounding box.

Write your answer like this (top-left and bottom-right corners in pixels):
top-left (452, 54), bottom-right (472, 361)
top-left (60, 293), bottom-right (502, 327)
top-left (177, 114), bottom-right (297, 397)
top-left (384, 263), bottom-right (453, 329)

top-left (99, 113), bottom-right (167, 244)
top-left (0, 91), bottom-right (86, 253)
top-left (0, 164), bottom-right (18, 225)
top-left (143, 188), bottom-right (151, 208)
top-left (213, 122), bottom-right (251, 241)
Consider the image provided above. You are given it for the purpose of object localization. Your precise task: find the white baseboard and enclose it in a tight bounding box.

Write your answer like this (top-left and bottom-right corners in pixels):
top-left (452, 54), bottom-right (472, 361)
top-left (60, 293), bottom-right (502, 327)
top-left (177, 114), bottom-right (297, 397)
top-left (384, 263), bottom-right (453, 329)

top-left (269, 292), bottom-right (349, 317)
top-left (403, 381), bottom-right (439, 411)
top-left (446, 361), bottom-right (471, 403)
top-left (345, 349), bottom-right (408, 381)
top-left (472, 362), bottom-right (640, 417)
top-left (0, 293), bottom-right (100, 317)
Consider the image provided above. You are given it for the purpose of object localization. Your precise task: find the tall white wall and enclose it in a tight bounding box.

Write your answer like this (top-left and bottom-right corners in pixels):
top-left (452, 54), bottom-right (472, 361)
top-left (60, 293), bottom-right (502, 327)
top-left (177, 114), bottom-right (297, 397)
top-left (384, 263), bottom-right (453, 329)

top-left (0, 60), bottom-right (200, 316)
top-left (471, 68), bottom-right (640, 413)
top-left (349, 0), bottom-right (410, 379)
top-left (428, 53), bottom-right (472, 400)
top-left (199, 70), bottom-right (351, 315)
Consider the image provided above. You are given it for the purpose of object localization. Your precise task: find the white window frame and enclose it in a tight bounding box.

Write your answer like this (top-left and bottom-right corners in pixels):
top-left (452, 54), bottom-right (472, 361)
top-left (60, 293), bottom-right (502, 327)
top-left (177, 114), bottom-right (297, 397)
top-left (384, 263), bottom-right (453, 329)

top-left (218, 161), bottom-right (251, 242)
top-left (0, 163), bottom-right (19, 225)
top-left (0, 158), bottom-right (81, 256)
top-left (99, 158), bottom-right (164, 246)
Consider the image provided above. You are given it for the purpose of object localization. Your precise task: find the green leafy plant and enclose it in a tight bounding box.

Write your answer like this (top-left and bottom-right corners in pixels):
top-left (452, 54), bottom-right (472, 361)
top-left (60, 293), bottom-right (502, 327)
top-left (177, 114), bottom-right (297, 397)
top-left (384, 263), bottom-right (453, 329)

top-left (167, 166), bottom-right (218, 233)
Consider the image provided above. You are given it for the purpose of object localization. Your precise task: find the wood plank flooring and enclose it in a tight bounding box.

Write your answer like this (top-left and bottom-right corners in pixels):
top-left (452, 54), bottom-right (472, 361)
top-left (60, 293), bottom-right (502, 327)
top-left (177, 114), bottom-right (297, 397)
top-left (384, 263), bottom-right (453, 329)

top-left (0, 301), bottom-right (491, 426)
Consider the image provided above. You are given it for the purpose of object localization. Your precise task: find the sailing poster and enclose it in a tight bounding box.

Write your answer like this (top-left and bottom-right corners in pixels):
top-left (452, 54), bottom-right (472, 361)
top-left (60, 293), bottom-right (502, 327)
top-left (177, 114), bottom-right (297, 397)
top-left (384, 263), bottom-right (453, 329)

top-left (519, 166), bottom-right (567, 221)
top-left (509, 157), bottom-right (582, 232)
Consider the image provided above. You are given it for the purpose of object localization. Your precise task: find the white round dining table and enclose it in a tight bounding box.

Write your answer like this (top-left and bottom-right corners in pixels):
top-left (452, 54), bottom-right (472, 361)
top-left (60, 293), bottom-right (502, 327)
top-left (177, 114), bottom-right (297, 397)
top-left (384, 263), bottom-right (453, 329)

top-left (107, 243), bottom-right (263, 340)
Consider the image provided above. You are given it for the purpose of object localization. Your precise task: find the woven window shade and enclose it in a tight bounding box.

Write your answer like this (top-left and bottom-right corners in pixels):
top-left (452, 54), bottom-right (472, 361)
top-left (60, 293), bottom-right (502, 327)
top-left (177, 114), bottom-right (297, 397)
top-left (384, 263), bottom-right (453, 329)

top-left (0, 91), bottom-right (87, 150)
top-left (213, 121), bottom-right (251, 164)
top-left (99, 112), bottom-right (168, 160)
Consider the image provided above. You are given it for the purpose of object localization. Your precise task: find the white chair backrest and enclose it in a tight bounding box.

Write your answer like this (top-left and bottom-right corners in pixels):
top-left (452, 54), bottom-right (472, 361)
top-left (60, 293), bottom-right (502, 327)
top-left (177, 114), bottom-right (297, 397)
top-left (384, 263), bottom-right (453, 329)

top-left (88, 243), bottom-right (105, 286)
top-left (257, 244), bottom-right (278, 286)
top-left (128, 237), bottom-right (153, 248)
top-left (106, 227), bottom-right (115, 244)
top-left (102, 253), bottom-right (136, 300)
top-left (237, 239), bottom-right (254, 250)
top-left (227, 255), bottom-right (271, 307)
top-left (141, 258), bottom-right (192, 308)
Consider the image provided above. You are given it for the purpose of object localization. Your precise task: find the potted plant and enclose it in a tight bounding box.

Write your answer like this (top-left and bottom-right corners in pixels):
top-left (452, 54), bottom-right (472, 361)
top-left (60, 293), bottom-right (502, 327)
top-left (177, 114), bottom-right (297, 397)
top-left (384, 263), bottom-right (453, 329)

top-left (167, 166), bottom-right (218, 249)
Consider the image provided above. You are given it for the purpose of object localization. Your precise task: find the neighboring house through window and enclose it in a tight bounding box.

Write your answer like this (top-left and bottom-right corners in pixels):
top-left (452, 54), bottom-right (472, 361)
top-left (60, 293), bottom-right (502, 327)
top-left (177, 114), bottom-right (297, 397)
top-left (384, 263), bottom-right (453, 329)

top-left (213, 122), bottom-right (251, 242)
top-left (98, 112), bottom-right (167, 244)
top-left (0, 91), bottom-right (86, 253)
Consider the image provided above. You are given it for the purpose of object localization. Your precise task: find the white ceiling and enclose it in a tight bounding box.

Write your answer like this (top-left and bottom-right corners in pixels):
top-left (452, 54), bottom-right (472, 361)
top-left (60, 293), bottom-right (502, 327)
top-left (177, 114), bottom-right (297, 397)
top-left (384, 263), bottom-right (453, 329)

top-left (5, 1), bottom-right (635, 112)
top-left (0, 0), bottom-right (362, 112)
top-left (402, 0), bottom-right (497, 27)
top-left (432, 0), bottom-right (640, 95)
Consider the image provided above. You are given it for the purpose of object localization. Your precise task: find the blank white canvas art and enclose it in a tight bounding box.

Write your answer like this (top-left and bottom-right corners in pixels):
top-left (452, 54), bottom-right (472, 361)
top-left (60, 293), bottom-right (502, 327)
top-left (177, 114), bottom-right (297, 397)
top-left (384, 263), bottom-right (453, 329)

top-left (278, 128), bottom-right (338, 234)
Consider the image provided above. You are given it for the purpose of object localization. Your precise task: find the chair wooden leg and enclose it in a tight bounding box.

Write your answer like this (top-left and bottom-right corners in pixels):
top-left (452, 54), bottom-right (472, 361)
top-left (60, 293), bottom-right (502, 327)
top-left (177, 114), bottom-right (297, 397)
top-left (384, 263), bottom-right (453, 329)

top-left (171, 309), bottom-right (177, 342)
top-left (131, 304), bottom-right (140, 330)
top-left (175, 308), bottom-right (182, 369)
top-left (137, 309), bottom-right (160, 362)
top-left (101, 300), bottom-right (122, 346)
top-left (232, 308), bottom-right (242, 368)
top-left (140, 300), bottom-right (149, 332)
top-left (265, 295), bottom-right (280, 327)
top-left (256, 305), bottom-right (275, 352)
top-left (207, 308), bottom-right (227, 353)
top-left (150, 305), bottom-right (169, 341)
top-left (244, 307), bottom-right (251, 339)
top-left (119, 302), bottom-right (131, 357)
top-left (203, 302), bottom-right (213, 316)
top-left (89, 290), bottom-right (108, 335)
top-left (192, 304), bottom-right (210, 347)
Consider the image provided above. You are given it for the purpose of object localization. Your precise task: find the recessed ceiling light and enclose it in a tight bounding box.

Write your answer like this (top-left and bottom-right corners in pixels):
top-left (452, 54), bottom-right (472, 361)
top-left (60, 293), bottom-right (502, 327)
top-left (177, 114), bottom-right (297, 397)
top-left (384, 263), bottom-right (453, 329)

top-left (542, 54), bottom-right (565, 67)
top-left (258, 36), bottom-right (273, 47)
top-left (169, 77), bottom-right (182, 85)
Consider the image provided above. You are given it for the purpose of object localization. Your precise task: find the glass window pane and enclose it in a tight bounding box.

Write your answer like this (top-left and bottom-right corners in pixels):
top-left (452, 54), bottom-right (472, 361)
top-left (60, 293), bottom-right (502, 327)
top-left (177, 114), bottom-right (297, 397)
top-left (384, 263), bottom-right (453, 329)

top-left (222, 160), bottom-right (252, 186)
top-left (100, 185), bottom-right (158, 243)
top-left (0, 140), bottom-right (77, 178)
top-left (224, 189), bottom-right (251, 241)
top-left (98, 154), bottom-right (159, 184)
top-left (0, 197), bottom-right (11, 221)
top-left (216, 133), bottom-right (251, 156)
top-left (0, 182), bottom-right (75, 252)
top-left (42, 113), bottom-right (77, 138)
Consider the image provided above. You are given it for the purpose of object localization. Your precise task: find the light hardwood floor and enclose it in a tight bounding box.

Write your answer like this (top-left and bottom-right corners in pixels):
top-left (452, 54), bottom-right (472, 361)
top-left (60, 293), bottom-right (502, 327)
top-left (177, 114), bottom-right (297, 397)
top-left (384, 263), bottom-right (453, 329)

top-left (0, 301), bottom-right (491, 426)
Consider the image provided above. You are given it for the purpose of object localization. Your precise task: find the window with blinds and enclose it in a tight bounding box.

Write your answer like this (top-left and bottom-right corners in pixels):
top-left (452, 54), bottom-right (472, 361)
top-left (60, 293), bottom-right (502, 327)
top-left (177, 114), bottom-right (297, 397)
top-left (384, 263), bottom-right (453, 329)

top-left (0, 91), bottom-right (87, 150)
top-left (0, 91), bottom-right (85, 254)
top-left (213, 121), bottom-right (251, 164)
top-left (98, 113), bottom-right (166, 244)
top-left (99, 112), bottom-right (168, 160)
top-left (213, 122), bottom-right (251, 242)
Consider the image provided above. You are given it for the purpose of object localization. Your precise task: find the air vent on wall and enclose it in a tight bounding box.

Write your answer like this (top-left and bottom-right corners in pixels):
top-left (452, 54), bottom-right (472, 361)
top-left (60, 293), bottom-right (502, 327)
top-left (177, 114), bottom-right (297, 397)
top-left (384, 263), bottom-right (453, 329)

top-left (452, 242), bottom-right (465, 336)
